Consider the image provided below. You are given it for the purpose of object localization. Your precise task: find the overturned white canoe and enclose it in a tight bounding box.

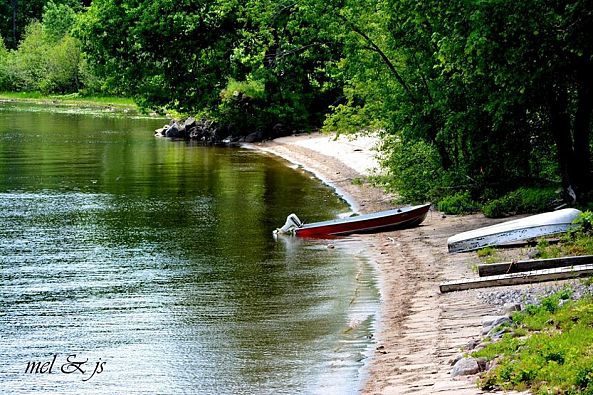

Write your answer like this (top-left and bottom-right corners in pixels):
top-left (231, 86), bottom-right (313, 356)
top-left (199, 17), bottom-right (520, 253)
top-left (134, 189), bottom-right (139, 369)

top-left (447, 208), bottom-right (582, 253)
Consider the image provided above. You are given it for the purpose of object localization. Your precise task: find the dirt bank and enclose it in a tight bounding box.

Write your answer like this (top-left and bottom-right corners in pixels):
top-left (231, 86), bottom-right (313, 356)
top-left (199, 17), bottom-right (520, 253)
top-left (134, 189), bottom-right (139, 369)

top-left (249, 133), bottom-right (512, 394)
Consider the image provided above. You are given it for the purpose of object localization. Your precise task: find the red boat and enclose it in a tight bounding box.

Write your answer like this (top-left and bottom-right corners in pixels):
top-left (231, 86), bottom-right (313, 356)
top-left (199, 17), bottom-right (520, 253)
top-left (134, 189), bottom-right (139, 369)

top-left (275, 204), bottom-right (431, 238)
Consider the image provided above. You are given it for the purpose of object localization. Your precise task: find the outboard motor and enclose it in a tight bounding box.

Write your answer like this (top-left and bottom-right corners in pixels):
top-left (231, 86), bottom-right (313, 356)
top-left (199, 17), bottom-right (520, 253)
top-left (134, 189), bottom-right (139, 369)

top-left (274, 213), bottom-right (303, 235)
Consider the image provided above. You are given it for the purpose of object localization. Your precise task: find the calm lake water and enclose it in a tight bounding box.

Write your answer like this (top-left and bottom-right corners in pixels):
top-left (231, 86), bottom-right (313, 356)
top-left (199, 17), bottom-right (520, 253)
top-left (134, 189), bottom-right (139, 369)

top-left (0, 103), bottom-right (380, 394)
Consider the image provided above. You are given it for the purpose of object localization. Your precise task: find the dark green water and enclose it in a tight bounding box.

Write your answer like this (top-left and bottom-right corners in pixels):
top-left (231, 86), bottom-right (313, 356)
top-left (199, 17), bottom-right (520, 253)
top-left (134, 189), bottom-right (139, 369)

top-left (0, 104), bottom-right (379, 394)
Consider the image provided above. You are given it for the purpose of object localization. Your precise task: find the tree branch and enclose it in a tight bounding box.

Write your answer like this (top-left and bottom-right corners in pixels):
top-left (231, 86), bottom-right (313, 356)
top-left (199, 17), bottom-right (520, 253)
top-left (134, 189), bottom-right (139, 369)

top-left (412, 51), bottom-right (434, 105)
top-left (337, 13), bottom-right (416, 102)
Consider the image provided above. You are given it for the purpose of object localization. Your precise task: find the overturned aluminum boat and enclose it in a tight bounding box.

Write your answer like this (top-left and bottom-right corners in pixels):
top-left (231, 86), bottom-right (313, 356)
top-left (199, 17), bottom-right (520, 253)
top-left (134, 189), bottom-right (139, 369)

top-left (275, 204), bottom-right (431, 238)
top-left (447, 208), bottom-right (582, 253)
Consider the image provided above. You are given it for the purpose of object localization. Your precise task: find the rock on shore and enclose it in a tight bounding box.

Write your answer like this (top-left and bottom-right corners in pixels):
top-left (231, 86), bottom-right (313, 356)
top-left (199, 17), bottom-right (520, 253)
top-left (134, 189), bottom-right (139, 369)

top-left (155, 117), bottom-right (225, 144)
top-left (155, 117), bottom-right (270, 145)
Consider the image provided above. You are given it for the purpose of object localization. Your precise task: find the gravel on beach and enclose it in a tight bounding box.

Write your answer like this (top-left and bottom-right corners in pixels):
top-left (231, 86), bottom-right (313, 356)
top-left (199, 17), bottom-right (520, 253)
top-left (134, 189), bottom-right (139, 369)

top-left (476, 280), bottom-right (593, 308)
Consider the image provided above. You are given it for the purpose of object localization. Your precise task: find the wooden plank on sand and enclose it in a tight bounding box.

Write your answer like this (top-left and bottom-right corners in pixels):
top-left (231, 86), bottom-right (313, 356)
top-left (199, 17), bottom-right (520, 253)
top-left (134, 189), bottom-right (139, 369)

top-left (478, 255), bottom-right (593, 277)
top-left (440, 264), bottom-right (593, 293)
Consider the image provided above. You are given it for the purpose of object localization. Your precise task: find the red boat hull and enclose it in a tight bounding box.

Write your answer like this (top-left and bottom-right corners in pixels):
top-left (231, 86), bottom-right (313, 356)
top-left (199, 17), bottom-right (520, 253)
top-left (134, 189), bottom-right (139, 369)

top-left (294, 204), bottom-right (431, 238)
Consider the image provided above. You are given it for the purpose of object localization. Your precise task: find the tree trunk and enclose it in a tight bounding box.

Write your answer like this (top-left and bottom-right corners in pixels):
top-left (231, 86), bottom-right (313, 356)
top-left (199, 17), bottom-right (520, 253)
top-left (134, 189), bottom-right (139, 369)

top-left (573, 63), bottom-right (593, 194)
top-left (12, 0), bottom-right (17, 47)
top-left (548, 84), bottom-right (574, 192)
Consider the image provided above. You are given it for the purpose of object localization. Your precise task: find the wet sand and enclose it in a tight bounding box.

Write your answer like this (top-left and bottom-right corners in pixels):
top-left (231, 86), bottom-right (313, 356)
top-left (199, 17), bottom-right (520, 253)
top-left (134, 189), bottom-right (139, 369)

top-left (249, 133), bottom-right (513, 394)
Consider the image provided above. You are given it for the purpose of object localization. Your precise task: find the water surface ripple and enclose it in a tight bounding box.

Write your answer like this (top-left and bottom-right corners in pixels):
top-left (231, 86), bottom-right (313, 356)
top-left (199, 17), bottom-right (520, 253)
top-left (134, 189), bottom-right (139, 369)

top-left (0, 104), bottom-right (379, 394)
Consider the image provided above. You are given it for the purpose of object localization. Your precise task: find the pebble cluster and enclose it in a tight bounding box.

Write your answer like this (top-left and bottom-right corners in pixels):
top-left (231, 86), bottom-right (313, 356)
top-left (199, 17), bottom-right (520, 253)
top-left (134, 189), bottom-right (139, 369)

top-left (476, 280), bottom-right (593, 308)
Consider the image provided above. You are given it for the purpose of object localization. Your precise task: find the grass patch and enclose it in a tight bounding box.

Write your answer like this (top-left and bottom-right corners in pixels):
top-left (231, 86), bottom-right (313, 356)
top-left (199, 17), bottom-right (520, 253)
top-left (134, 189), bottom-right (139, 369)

top-left (535, 211), bottom-right (593, 259)
top-left (0, 91), bottom-right (138, 111)
top-left (477, 246), bottom-right (496, 258)
top-left (474, 290), bottom-right (593, 394)
top-left (535, 237), bottom-right (593, 259)
top-left (476, 246), bottom-right (500, 264)
top-left (351, 177), bottom-right (365, 186)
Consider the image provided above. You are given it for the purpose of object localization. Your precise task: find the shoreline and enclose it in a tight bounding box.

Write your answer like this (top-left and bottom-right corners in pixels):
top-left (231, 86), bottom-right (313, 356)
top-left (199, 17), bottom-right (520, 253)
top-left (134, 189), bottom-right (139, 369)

top-left (250, 133), bottom-right (506, 394)
top-left (0, 93), bottom-right (138, 111)
top-left (244, 132), bottom-right (394, 214)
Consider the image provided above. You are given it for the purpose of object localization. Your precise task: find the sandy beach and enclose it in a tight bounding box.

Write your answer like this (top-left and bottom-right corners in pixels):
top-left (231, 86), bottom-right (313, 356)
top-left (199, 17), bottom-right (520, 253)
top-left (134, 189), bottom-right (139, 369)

top-left (250, 132), bottom-right (509, 394)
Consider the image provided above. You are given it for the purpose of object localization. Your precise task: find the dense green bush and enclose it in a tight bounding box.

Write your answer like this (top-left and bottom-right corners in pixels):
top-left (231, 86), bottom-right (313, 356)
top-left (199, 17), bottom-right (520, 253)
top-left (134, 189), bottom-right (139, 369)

top-left (573, 211), bottom-right (593, 236)
top-left (41, 35), bottom-right (81, 93)
top-left (437, 191), bottom-right (480, 215)
top-left (482, 187), bottom-right (558, 218)
top-left (381, 138), bottom-right (445, 204)
top-left (7, 22), bottom-right (49, 91)
top-left (42, 1), bottom-right (78, 42)
top-left (216, 78), bottom-right (267, 134)
top-left (0, 36), bottom-right (8, 90)
top-left (0, 2), bottom-right (87, 95)
top-left (76, 55), bottom-right (104, 94)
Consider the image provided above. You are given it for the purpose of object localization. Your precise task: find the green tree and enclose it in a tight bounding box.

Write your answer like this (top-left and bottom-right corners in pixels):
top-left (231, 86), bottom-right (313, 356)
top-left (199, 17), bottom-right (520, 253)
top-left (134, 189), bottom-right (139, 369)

top-left (222, 0), bottom-right (344, 133)
top-left (42, 1), bottom-right (78, 42)
top-left (9, 21), bottom-right (49, 91)
top-left (323, 0), bottom-right (464, 195)
top-left (77, 0), bottom-right (242, 112)
top-left (2, 2), bottom-right (83, 94)
top-left (0, 35), bottom-right (9, 90)
top-left (41, 34), bottom-right (81, 93)
top-left (325, 0), bottom-right (593, 202)
top-left (78, 0), bottom-right (344, 133)
top-left (438, 0), bottom-right (593, 199)
top-left (0, 0), bottom-right (81, 49)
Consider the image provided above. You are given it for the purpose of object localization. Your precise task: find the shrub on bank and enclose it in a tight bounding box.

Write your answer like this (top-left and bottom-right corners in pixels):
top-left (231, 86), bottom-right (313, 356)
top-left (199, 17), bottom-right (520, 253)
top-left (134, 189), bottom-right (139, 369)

top-left (381, 139), bottom-right (446, 204)
top-left (533, 211), bottom-right (593, 258)
top-left (0, 36), bottom-right (8, 90)
top-left (1, 21), bottom-right (83, 94)
top-left (482, 187), bottom-right (558, 218)
top-left (0, 2), bottom-right (100, 95)
top-left (437, 191), bottom-right (480, 215)
top-left (216, 78), bottom-right (267, 136)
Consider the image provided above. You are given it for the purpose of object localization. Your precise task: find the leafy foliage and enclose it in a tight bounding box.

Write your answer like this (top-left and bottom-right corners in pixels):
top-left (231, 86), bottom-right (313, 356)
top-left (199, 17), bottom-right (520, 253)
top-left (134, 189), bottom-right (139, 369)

top-left (76, 0), bottom-right (345, 133)
top-left (535, 219), bottom-right (593, 259)
top-left (572, 211), bottom-right (593, 237)
top-left (437, 192), bottom-right (480, 215)
top-left (2, 0), bottom-right (593, 207)
top-left (323, 0), bottom-right (593, 203)
top-left (5, 22), bottom-right (52, 92)
top-left (76, 0), bottom-right (242, 112)
top-left (42, 1), bottom-right (78, 42)
top-left (0, 35), bottom-right (8, 90)
top-left (40, 35), bottom-right (81, 93)
top-left (217, 78), bottom-right (266, 134)
top-left (0, 0), bottom-right (81, 49)
top-left (379, 137), bottom-right (445, 203)
top-left (482, 187), bottom-right (558, 218)
top-left (0, 11), bottom-right (83, 94)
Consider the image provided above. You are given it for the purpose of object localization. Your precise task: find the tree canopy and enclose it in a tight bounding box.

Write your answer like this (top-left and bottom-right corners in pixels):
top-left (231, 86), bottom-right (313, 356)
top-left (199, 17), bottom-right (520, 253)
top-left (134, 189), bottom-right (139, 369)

top-left (0, 0), bottom-right (83, 49)
top-left (324, 0), bottom-right (593, 202)
top-left (1, 0), bottom-right (592, 205)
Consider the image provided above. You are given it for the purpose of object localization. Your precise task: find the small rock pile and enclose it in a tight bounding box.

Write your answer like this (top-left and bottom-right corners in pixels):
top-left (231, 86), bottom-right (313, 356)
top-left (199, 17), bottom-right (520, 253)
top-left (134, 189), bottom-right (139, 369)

top-left (154, 117), bottom-right (268, 145)
top-left (154, 117), bottom-right (227, 144)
